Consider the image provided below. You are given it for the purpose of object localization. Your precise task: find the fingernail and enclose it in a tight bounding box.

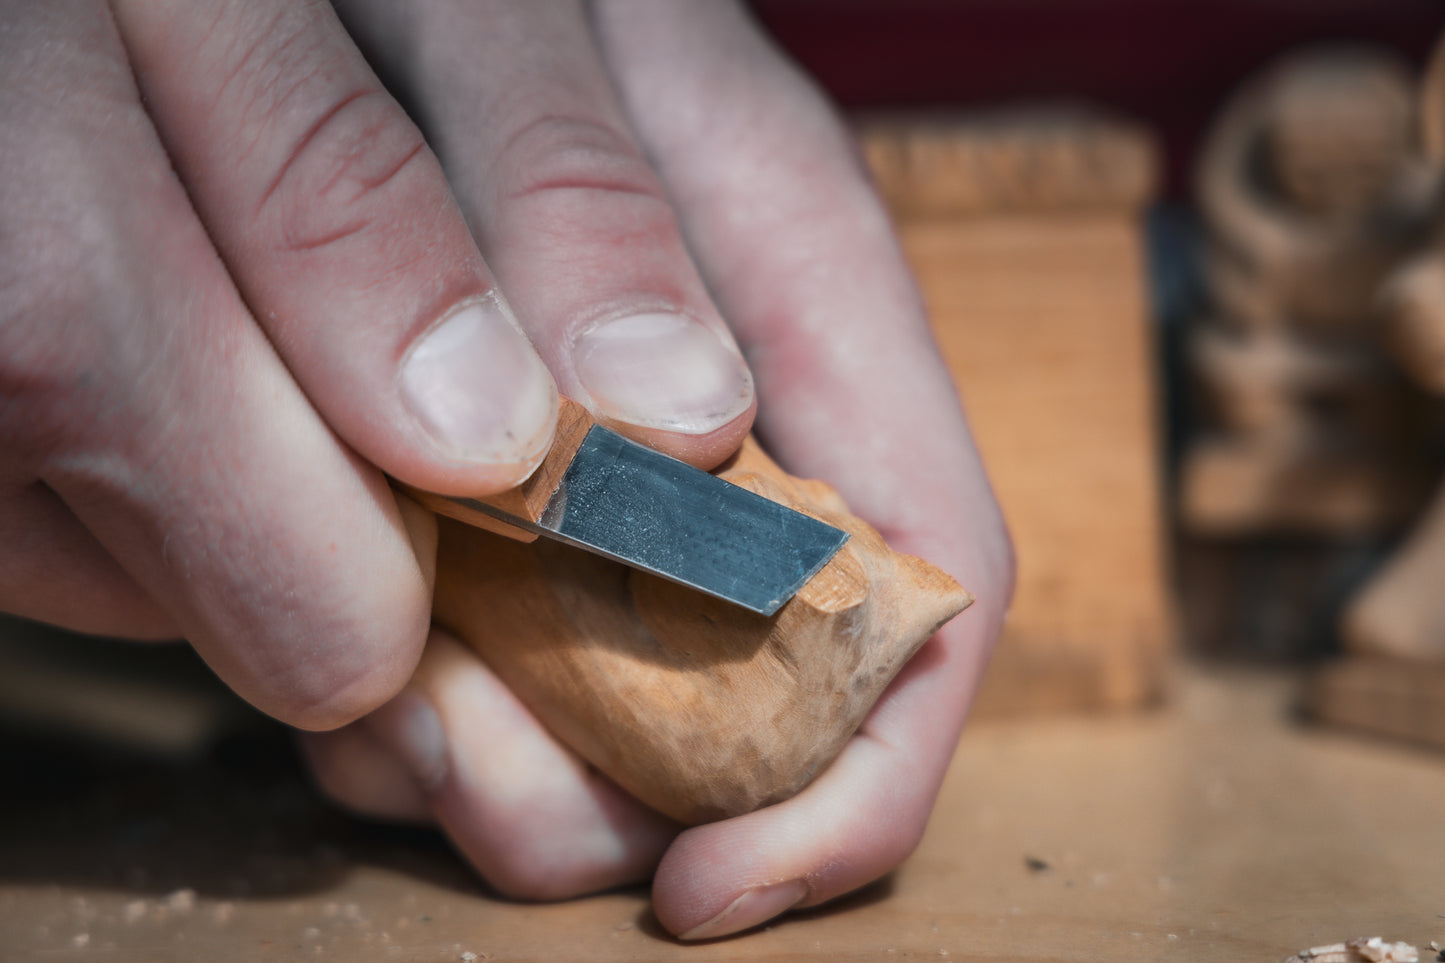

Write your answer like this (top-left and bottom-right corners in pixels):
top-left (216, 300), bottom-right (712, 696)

top-left (572, 313), bottom-right (753, 434)
top-left (368, 690), bottom-right (448, 793)
top-left (678, 879), bottom-right (809, 941)
top-left (400, 294), bottom-right (556, 467)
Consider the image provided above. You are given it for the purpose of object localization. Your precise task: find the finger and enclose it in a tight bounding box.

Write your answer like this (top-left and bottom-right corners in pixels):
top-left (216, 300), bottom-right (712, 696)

top-left (654, 689), bottom-right (945, 939)
top-left (299, 722), bottom-right (432, 824)
top-left (334, 0), bottom-right (755, 468)
top-left (590, 2), bottom-right (962, 512)
top-left (593, 0), bottom-right (1012, 938)
top-left (652, 632), bottom-right (986, 939)
top-left (595, 0), bottom-right (1012, 650)
top-left (110, 0), bottom-right (556, 496)
top-left (0, 483), bottom-right (177, 639)
top-left (0, 4), bottom-right (433, 729)
top-left (349, 630), bottom-right (677, 900)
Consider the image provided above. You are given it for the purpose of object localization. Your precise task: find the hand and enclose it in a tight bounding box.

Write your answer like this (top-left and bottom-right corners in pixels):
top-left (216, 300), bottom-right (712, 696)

top-left (300, 0), bottom-right (1013, 939)
top-left (0, 0), bottom-right (752, 730)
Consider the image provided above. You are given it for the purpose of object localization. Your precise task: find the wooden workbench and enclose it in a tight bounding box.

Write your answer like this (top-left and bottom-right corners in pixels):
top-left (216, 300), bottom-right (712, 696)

top-left (2, 658), bottom-right (1441, 962)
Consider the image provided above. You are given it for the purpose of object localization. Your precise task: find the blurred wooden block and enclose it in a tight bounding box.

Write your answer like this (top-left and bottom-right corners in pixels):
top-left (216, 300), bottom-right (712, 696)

top-left (859, 111), bottom-right (1172, 718)
top-left (1307, 656), bottom-right (1445, 751)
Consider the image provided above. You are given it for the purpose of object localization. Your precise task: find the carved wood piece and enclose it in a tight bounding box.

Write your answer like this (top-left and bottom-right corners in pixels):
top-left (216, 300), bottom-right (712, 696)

top-left (1196, 47), bottom-right (1435, 335)
top-left (1180, 439), bottom-right (1430, 537)
top-left (1343, 479), bottom-right (1445, 660)
top-left (1307, 656), bottom-right (1445, 753)
top-left (431, 439), bottom-right (972, 825)
top-left (1377, 252), bottom-right (1445, 393)
top-left (1191, 323), bottom-right (1387, 442)
top-left (1267, 55), bottom-right (1415, 216)
top-left (1340, 35), bottom-right (1445, 663)
top-left (1183, 45), bottom-right (1441, 538)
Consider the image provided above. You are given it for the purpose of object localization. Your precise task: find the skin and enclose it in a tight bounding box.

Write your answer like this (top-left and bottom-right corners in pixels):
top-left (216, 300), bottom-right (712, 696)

top-left (0, 0), bottom-right (1012, 940)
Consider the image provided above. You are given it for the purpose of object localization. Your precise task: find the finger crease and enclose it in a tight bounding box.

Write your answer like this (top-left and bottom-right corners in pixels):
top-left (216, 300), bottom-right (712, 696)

top-left (255, 86), bottom-right (377, 218)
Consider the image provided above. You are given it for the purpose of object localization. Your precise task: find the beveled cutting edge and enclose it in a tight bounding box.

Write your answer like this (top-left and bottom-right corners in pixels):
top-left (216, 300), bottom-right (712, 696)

top-left (421, 424), bottom-right (850, 616)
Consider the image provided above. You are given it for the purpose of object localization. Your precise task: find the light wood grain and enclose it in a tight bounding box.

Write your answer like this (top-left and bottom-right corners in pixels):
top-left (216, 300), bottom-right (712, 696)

top-left (893, 210), bottom-right (1171, 718)
top-left (860, 113), bottom-right (1171, 719)
top-left (858, 109), bottom-right (1156, 218)
top-left (432, 439), bottom-right (971, 825)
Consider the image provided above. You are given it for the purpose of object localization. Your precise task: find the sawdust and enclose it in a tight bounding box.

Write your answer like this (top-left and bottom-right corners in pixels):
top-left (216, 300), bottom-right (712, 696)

top-left (1279, 937), bottom-right (1420, 962)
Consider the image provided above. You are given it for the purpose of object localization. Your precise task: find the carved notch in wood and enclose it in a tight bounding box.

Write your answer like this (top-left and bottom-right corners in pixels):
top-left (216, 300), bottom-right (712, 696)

top-left (432, 439), bottom-right (972, 825)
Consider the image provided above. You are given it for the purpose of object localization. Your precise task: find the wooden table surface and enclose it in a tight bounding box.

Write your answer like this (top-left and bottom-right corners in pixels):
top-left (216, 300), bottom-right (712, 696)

top-left (2, 656), bottom-right (1442, 962)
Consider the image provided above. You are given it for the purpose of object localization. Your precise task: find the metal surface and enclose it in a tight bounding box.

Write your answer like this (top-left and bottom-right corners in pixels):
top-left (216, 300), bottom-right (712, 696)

top-left (448, 426), bottom-right (849, 615)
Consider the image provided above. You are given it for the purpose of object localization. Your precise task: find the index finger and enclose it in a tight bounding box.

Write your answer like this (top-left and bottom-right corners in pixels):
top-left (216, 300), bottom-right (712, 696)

top-left (112, 0), bottom-right (559, 496)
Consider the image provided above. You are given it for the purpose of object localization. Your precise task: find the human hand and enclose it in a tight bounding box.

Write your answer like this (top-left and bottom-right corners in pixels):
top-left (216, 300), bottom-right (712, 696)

top-left (0, 0), bottom-right (752, 731)
top-left (301, 0), bottom-right (1013, 940)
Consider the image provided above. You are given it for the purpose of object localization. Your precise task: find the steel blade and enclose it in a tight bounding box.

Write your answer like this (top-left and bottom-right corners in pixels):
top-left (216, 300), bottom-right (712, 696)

top-left (534, 426), bottom-right (848, 615)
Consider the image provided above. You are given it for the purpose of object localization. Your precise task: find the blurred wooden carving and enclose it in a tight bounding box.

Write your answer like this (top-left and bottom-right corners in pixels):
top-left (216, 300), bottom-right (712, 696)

top-left (1182, 48), bottom-right (1440, 536)
top-left (1306, 35), bottom-right (1445, 748)
top-left (859, 109), bottom-right (1171, 718)
top-left (433, 440), bottom-right (971, 826)
top-left (1342, 39), bottom-right (1445, 664)
top-left (1309, 656), bottom-right (1445, 753)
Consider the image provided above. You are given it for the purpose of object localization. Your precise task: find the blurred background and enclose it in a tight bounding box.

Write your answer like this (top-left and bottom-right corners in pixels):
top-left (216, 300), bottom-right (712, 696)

top-left (755, 0), bottom-right (1442, 196)
top-left (750, 0), bottom-right (1445, 735)
top-left (5, 1), bottom-right (1445, 956)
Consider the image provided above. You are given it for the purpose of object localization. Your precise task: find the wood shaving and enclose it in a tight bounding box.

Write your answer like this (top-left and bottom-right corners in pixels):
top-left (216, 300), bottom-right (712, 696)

top-left (1280, 937), bottom-right (1419, 962)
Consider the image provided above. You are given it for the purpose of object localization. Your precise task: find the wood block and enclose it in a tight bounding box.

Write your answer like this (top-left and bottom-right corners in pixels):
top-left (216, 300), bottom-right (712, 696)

top-left (859, 108), bottom-right (1157, 218)
top-left (858, 112), bottom-right (1173, 717)
top-left (1306, 656), bottom-right (1445, 752)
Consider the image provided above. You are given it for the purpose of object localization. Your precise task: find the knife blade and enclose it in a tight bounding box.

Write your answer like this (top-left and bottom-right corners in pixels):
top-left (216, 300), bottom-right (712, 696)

top-left (397, 398), bottom-right (849, 616)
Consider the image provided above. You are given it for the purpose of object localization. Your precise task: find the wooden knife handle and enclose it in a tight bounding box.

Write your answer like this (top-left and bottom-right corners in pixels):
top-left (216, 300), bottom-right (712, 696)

top-left (396, 396), bottom-right (594, 542)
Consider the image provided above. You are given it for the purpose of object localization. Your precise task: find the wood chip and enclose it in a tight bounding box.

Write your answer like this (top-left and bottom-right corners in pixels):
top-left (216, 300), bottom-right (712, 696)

top-left (1280, 937), bottom-right (1419, 962)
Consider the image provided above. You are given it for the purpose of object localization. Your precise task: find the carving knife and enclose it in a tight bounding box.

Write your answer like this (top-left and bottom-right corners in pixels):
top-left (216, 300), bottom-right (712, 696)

top-left (397, 398), bottom-right (849, 616)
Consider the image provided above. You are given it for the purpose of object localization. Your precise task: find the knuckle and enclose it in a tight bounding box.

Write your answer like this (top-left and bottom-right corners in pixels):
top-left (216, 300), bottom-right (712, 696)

top-left (0, 211), bottom-right (121, 458)
top-left (269, 659), bottom-right (404, 732)
top-left (298, 729), bottom-right (410, 821)
top-left (257, 86), bottom-right (433, 253)
top-left (268, 642), bottom-right (415, 733)
top-left (301, 732), bottom-right (364, 808)
top-left (494, 114), bottom-right (674, 227)
top-left (259, 595), bottom-right (426, 732)
top-left (0, 4), bottom-right (193, 463)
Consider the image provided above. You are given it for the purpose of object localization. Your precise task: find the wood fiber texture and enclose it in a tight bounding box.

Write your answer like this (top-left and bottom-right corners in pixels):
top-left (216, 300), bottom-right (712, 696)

top-left (432, 439), bottom-right (971, 825)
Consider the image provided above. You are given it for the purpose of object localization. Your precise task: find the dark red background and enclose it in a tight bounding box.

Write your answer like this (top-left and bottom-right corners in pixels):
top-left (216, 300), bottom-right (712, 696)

top-left (751, 0), bottom-right (1443, 196)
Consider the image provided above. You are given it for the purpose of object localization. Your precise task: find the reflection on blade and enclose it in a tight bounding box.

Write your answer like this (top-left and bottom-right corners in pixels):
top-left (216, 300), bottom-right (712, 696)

top-left (536, 427), bottom-right (849, 615)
